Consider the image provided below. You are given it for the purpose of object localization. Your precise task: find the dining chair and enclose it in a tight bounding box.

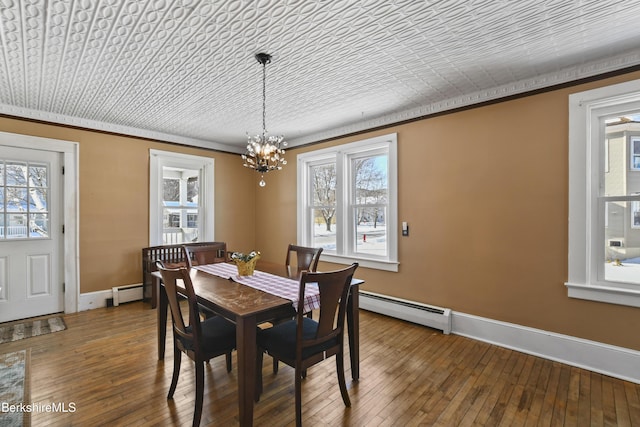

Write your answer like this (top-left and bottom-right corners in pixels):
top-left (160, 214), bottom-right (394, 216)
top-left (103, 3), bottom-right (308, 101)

top-left (182, 243), bottom-right (228, 319)
top-left (255, 263), bottom-right (358, 427)
top-left (157, 261), bottom-right (236, 427)
top-left (183, 242), bottom-right (228, 268)
top-left (271, 244), bottom-right (324, 374)
top-left (285, 244), bottom-right (323, 279)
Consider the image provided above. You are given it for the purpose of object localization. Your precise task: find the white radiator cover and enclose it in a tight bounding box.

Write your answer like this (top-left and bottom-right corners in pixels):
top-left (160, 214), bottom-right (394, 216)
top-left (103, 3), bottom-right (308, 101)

top-left (112, 284), bottom-right (143, 306)
top-left (359, 290), bottom-right (451, 334)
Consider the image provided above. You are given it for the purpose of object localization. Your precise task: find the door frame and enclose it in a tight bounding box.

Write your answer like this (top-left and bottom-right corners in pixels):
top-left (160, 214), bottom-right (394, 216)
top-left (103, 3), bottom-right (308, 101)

top-left (0, 131), bottom-right (79, 314)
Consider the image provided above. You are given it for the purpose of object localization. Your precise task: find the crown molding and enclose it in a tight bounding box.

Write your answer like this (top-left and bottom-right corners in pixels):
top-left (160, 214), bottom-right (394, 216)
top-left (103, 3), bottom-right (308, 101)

top-left (286, 49), bottom-right (640, 148)
top-left (1, 50), bottom-right (640, 153)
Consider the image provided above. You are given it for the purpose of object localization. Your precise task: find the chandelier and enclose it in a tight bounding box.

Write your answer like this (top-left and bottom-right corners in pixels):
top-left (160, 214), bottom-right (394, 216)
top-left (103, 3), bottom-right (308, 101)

top-left (241, 52), bottom-right (287, 187)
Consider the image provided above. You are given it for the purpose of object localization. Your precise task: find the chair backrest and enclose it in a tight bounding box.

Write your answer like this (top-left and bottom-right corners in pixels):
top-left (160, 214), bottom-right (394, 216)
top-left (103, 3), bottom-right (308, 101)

top-left (295, 263), bottom-right (358, 357)
top-left (285, 244), bottom-right (323, 278)
top-left (156, 262), bottom-right (202, 354)
top-left (183, 242), bottom-right (227, 268)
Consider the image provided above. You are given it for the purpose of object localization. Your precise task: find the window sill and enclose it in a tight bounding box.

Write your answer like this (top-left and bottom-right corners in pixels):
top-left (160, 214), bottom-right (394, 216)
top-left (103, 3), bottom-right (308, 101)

top-left (565, 282), bottom-right (640, 308)
top-left (320, 254), bottom-right (399, 272)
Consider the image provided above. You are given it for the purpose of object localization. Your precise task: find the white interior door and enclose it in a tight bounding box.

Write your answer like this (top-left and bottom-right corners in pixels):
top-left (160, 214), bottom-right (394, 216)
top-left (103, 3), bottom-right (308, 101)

top-left (0, 145), bottom-right (63, 322)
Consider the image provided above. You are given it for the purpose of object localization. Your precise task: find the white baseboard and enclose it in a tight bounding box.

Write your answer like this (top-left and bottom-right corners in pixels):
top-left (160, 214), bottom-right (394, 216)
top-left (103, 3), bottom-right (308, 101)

top-left (79, 283), bottom-right (143, 311)
top-left (75, 286), bottom-right (640, 384)
top-left (452, 312), bottom-right (640, 384)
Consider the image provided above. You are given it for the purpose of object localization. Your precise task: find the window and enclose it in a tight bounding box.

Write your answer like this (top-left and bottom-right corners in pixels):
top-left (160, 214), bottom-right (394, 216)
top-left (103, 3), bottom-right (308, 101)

top-left (149, 150), bottom-right (214, 246)
top-left (297, 133), bottom-right (398, 271)
top-left (632, 137), bottom-right (640, 170)
top-left (161, 170), bottom-right (199, 243)
top-left (567, 79), bottom-right (640, 307)
top-left (0, 160), bottom-right (49, 239)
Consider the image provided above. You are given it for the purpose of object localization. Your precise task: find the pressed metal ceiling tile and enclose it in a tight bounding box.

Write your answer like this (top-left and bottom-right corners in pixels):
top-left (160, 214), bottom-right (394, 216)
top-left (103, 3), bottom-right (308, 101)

top-left (0, 0), bottom-right (639, 152)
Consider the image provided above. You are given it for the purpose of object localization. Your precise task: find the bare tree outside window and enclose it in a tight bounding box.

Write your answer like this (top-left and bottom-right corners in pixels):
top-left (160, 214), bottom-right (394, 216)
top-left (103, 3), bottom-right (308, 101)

top-left (354, 156), bottom-right (387, 228)
top-left (0, 161), bottom-right (49, 239)
top-left (163, 178), bottom-right (179, 202)
top-left (312, 164), bottom-right (336, 232)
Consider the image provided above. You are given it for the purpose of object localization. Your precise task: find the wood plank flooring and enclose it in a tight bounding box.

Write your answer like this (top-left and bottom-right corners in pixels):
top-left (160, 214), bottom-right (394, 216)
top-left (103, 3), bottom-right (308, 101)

top-left (1, 301), bottom-right (638, 426)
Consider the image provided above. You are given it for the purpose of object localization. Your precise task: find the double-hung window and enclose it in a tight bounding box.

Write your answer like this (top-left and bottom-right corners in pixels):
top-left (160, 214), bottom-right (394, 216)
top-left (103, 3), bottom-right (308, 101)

top-left (567, 79), bottom-right (640, 307)
top-left (297, 133), bottom-right (398, 271)
top-left (149, 150), bottom-right (215, 246)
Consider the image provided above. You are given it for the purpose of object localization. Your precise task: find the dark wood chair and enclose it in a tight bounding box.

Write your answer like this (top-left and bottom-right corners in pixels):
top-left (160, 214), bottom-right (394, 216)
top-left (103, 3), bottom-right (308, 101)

top-left (157, 262), bottom-right (236, 427)
top-left (271, 244), bottom-right (324, 373)
top-left (255, 263), bottom-right (358, 427)
top-left (285, 244), bottom-right (323, 279)
top-left (183, 242), bottom-right (228, 268)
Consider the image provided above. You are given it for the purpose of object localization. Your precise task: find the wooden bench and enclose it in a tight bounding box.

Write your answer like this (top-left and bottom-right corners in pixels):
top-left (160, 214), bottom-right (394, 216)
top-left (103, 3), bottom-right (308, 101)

top-left (142, 242), bottom-right (227, 308)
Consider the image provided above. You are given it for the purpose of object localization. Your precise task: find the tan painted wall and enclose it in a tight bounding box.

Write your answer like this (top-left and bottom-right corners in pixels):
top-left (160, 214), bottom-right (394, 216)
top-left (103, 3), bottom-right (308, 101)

top-left (255, 71), bottom-right (640, 351)
top-left (1, 70), bottom-right (639, 351)
top-left (0, 117), bottom-right (257, 293)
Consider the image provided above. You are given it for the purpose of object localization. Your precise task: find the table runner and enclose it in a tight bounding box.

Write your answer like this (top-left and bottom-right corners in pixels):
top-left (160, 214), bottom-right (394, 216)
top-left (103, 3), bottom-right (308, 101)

top-left (194, 263), bottom-right (320, 313)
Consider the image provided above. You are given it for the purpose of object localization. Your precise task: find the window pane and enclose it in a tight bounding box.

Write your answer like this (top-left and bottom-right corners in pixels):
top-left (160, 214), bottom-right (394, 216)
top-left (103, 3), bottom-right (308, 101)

top-left (7, 213), bottom-right (28, 239)
top-left (163, 178), bottom-right (179, 202)
top-left (355, 207), bottom-right (387, 257)
top-left (28, 164), bottom-right (47, 187)
top-left (354, 155), bottom-right (387, 203)
top-left (30, 213), bottom-right (49, 238)
top-left (633, 139), bottom-right (640, 169)
top-left (604, 201), bottom-right (640, 284)
top-left (6, 188), bottom-right (27, 212)
top-left (187, 213), bottom-right (198, 228)
top-left (5, 162), bottom-right (27, 186)
top-left (29, 188), bottom-right (48, 212)
top-left (0, 188), bottom-right (4, 212)
top-left (163, 209), bottom-right (181, 228)
top-left (312, 208), bottom-right (336, 251)
top-left (311, 164), bottom-right (336, 206)
top-left (187, 177), bottom-right (199, 203)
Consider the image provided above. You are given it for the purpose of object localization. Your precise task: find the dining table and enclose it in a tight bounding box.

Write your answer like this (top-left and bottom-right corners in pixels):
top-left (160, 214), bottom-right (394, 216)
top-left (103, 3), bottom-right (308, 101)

top-left (154, 260), bottom-right (363, 427)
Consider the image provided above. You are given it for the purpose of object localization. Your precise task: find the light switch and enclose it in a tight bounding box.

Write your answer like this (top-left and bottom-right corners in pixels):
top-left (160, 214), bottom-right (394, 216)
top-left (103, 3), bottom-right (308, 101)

top-left (402, 221), bottom-right (409, 236)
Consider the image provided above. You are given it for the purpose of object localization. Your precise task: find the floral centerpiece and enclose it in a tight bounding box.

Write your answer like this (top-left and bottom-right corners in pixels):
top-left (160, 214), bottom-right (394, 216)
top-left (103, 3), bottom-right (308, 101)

top-left (230, 251), bottom-right (261, 276)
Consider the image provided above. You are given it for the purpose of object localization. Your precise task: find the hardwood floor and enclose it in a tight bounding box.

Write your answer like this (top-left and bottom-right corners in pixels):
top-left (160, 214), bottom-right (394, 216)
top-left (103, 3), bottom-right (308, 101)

top-left (1, 301), bottom-right (639, 426)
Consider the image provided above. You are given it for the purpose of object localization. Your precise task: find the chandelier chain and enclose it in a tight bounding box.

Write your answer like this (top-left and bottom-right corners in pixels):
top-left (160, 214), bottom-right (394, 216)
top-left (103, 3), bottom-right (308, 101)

top-left (262, 58), bottom-right (267, 136)
top-left (241, 52), bottom-right (287, 187)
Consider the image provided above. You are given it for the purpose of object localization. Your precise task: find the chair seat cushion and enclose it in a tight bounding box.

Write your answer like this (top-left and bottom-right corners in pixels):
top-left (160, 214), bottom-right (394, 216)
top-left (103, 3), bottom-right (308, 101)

top-left (182, 316), bottom-right (236, 355)
top-left (257, 317), bottom-right (337, 361)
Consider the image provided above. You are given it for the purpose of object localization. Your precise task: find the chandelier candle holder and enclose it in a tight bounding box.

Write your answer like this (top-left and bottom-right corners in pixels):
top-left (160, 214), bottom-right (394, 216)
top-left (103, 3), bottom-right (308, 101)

top-left (242, 52), bottom-right (287, 187)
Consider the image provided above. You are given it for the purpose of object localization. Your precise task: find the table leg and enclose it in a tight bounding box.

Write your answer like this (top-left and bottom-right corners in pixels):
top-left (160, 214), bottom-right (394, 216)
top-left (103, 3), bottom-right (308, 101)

top-left (157, 279), bottom-right (168, 360)
top-left (346, 288), bottom-right (360, 380)
top-left (236, 315), bottom-right (257, 427)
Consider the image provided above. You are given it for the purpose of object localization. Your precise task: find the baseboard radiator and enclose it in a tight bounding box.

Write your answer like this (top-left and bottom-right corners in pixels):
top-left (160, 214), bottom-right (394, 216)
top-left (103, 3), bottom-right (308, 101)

top-left (359, 290), bottom-right (452, 334)
top-left (112, 284), bottom-right (143, 306)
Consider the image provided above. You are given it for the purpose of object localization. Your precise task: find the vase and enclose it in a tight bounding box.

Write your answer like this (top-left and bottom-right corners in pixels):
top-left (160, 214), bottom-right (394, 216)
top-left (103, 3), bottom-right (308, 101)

top-left (234, 255), bottom-right (260, 276)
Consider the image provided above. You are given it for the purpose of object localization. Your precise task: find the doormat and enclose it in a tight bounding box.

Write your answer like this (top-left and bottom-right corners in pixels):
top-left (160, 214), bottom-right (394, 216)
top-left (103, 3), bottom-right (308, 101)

top-left (0, 349), bottom-right (31, 427)
top-left (0, 317), bottom-right (66, 344)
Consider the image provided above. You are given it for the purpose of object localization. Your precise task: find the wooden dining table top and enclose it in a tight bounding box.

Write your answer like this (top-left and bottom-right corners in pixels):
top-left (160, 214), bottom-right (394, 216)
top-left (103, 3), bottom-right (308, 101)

top-left (185, 264), bottom-right (294, 318)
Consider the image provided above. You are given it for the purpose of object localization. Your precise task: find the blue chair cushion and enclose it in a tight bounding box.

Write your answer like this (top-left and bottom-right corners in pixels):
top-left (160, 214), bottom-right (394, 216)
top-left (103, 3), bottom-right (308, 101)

top-left (257, 317), bottom-right (338, 361)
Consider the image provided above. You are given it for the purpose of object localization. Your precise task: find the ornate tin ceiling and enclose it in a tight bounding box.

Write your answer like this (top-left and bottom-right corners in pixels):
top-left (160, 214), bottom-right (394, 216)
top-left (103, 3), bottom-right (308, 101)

top-left (1, 0), bottom-right (640, 153)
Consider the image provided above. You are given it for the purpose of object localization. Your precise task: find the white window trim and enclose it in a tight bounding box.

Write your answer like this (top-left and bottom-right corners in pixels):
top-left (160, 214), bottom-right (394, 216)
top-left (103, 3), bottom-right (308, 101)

top-left (297, 133), bottom-right (398, 272)
top-left (567, 79), bottom-right (640, 307)
top-left (149, 149), bottom-right (214, 246)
